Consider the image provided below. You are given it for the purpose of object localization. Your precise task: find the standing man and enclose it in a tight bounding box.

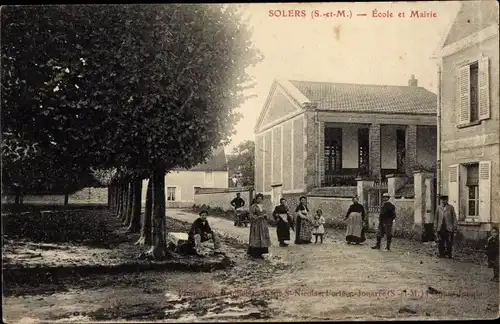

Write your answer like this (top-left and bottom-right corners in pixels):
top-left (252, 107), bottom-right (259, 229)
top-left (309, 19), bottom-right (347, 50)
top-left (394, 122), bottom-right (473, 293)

top-left (230, 192), bottom-right (246, 225)
top-left (434, 195), bottom-right (457, 258)
top-left (372, 193), bottom-right (396, 251)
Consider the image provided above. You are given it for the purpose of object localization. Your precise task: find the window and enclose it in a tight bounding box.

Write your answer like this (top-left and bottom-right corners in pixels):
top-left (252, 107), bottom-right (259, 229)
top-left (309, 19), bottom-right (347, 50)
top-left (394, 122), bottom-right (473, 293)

top-left (396, 129), bottom-right (406, 172)
top-left (167, 187), bottom-right (176, 201)
top-left (358, 128), bottom-right (369, 173)
top-left (324, 128), bottom-right (342, 173)
top-left (466, 164), bottom-right (479, 217)
top-left (458, 57), bottom-right (490, 126)
top-left (193, 186), bottom-right (201, 196)
top-left (469, 62), bottom-right (479, 122)
top-left (450, 161), bottom-right (491, 223)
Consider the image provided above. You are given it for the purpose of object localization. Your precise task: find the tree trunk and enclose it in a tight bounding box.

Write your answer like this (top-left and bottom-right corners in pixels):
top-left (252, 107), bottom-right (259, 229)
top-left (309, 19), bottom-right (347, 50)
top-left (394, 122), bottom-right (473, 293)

top-left (121, 183), bottom-right (130, 222)
top-left (64, 193), bottom-right (69, 206)
top-left (116, 184), bottom-right (125, 219)
top-left (127, 178), bottom-right (142, 233)
top-left (136, 178), bottom-right (152, 246)
top-left (146, 168), bottom-right (170, 260)
top-left (123, 182), bottom-right (134, 226)
top-left (107, 187), bottom-right (112, 208)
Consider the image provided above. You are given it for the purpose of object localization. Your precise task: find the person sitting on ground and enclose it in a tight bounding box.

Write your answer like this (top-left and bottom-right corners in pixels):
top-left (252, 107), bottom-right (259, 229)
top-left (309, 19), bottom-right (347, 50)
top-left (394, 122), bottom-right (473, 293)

top-left (486, 226), bottom-right (499, 282)
top-left (187, 210), bottom-right (222, 255)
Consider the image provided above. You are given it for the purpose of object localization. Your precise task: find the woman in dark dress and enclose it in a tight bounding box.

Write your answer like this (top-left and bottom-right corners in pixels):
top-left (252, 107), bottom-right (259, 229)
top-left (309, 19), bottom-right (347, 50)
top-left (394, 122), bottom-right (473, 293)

top-left (247, 193), bottom-right (272, 259)
top-left (273, 198), bottom-right (294, 247)
top-left (295, 196), bottom-right (313, 244)
top-left (344, 196), bottom-right (366, 244)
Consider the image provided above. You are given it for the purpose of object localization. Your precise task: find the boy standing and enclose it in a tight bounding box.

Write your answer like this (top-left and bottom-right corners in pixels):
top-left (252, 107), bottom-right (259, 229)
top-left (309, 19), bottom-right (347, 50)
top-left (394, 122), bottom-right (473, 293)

top-left (486, 226), bottom-right (499, 282)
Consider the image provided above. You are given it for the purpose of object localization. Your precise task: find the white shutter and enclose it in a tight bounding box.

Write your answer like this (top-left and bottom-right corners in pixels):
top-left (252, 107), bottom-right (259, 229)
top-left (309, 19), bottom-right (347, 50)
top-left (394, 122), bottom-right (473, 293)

top-left (448, 164), bottom-right (460, 217)
top-left (458, 65), bottom-right (470, 125)
top-left (478, 161), bottom-right (491, 223)
top-left (478, 57), bottom-right (490, 120)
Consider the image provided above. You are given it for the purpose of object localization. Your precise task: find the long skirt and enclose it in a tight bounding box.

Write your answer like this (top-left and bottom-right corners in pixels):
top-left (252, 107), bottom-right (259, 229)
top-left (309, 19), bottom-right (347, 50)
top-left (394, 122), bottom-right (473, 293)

top-left (295, 216), bottom-right (313, 244)
top-left (276, 215), bottom-right (291, 242)
top-left (247, 218), bottom-right (271, 258)
top-left (346, 212), bottom-right (365, 244)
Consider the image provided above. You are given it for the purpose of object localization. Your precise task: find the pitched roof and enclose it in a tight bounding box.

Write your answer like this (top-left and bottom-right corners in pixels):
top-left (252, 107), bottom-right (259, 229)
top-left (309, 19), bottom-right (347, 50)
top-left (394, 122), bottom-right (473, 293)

top-left (442, 1), bottom-right (499, 48)
top-left (288, 80), bottom-right (437, 115)
top-left (187, 146), bottom-right (228, 172)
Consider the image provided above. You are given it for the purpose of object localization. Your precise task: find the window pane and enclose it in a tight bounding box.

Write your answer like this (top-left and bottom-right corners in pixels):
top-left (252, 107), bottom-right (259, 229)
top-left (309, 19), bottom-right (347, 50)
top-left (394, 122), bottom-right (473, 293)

top-left (468, 186), bottom-right (476, 199)
top-left (468, 201), bottom-right (476, 216)
top-left (466, 164), bottom-right (479, 186)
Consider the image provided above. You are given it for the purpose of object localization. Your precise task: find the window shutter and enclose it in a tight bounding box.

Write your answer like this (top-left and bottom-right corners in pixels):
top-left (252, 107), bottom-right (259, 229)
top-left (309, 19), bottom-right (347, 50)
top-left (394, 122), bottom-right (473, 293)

top-left (176, 187), bottom-right (182, 201)
top-left (448, 164), bottom-right (460, 217)
top-left (458, 65), bottom-right (470, 125)
top-left (478, 161), bottom-right (491, 223)
top-left (478, 57), bottom-right (490, 120)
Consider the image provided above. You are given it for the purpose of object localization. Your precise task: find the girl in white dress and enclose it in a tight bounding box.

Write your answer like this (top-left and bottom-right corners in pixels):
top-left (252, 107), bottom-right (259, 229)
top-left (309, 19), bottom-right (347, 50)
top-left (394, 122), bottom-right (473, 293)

top-left (312, 209), bottom-right (326, 244)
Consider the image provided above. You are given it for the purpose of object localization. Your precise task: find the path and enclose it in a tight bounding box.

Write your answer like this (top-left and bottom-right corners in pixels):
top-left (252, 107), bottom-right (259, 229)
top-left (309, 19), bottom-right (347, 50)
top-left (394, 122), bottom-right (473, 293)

top-left (169, 210), bottom-right (499, 320)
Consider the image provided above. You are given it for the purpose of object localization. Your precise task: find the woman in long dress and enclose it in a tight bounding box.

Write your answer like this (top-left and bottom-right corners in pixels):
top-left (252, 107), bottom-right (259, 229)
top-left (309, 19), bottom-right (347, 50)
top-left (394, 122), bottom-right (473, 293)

top-left (344, 196), bottom-right (366, 244)
top-left (295, 196), bottom-right (313, 244)
top-left (272, 198), bottom-right (294, 247)
top-left (247, 193), bottom-right (272, 258)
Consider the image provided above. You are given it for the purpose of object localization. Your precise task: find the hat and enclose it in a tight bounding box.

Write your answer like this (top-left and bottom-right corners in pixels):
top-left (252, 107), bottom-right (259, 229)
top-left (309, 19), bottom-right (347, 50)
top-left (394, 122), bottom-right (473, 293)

top-left (439, 195), bottom-right (449, 200)
top-left (382, 193), bottom-right (391, 198)
top-left (199, 210), bottom-right (208, 216)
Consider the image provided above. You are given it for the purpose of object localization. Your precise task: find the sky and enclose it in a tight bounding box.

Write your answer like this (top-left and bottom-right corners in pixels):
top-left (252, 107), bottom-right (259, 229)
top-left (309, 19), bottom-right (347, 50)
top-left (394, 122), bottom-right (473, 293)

top-left (225, 1), bottom-right (462, 153)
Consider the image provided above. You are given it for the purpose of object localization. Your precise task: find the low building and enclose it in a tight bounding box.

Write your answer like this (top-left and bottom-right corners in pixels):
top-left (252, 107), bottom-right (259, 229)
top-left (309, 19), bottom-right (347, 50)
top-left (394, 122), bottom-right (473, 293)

top-left (142, 146), bottom-right (229, 208)
top-left (254, 77), bottom-right (437, 210)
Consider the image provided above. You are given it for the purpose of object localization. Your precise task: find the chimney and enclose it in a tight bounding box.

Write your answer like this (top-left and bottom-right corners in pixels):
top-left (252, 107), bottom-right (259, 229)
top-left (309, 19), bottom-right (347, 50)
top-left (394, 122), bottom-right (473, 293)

top-left (408, 74), bottom-right (418, 87)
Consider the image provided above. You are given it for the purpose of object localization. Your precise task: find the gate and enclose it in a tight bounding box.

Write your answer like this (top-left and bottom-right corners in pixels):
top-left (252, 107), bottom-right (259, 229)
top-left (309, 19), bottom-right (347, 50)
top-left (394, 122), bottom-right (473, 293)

top-left (365, 182), bottom-right (388, 232)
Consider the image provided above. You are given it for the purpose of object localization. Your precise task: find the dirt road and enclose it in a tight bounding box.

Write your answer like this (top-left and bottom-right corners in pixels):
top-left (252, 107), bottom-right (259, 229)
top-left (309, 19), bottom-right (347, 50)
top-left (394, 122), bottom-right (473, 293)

top-left (4, 209), bottom-right (498, 322)
top-left (167, 210), bottom-right (499, 321)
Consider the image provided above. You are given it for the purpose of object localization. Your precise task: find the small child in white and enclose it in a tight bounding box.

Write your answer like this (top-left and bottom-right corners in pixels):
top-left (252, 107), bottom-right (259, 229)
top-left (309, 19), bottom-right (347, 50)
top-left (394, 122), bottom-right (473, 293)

top-left (312, 209), bottom-right (326, 244)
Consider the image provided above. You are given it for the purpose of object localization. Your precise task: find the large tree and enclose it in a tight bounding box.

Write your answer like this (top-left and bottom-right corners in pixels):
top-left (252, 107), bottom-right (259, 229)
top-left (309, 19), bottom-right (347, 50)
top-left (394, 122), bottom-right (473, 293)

top-left (2, 4), bottom-right (262, 258)
top-left (227, 140), bottom-right (255, 186)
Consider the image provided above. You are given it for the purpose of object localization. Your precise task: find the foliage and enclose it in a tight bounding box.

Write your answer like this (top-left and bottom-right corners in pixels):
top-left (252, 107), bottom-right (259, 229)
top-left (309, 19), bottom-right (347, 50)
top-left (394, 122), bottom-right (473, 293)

top-left (2, 4), bottom-right (262, 189)
top-left (227, 140), bottom-right (255, 186)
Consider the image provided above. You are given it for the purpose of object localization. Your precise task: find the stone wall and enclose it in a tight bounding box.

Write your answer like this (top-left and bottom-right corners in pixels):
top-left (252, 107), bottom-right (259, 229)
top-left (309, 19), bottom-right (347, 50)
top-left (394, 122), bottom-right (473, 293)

top-left (307, 197), bottom-right (352, 228)
top-left (2, 187), bottom-right (108, 205)
top-left (393, 199), bottom-right (414, 238)
top-left (194, 187), bottom-right (253, 211)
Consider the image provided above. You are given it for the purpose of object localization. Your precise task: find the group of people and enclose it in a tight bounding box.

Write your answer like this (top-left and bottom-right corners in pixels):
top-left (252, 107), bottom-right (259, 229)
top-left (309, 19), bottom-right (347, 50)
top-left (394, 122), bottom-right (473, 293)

top-left (185, 192), bottom-right (499, 282)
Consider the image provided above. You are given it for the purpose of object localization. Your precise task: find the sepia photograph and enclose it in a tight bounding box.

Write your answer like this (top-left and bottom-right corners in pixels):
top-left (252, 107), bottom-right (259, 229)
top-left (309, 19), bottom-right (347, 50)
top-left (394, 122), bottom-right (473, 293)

top-left (1, 1), bottom-right (499, 322)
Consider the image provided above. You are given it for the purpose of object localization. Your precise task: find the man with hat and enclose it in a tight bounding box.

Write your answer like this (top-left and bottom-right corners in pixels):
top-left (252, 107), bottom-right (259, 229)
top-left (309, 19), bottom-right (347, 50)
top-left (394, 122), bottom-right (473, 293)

top-left (372, 193), bottom-right (396, 251)
top-left (434, 195), bottom-right (457, 258)
top-left (187, 210), bottom-right (222, 255)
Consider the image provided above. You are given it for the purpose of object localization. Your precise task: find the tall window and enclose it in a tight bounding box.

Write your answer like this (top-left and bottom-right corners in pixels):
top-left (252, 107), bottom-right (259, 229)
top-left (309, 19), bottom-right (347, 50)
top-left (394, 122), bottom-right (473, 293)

top-left (358, 128), bottom-right (369, 173)
top-left (458, 57), bottom-right (489, 126)
top-left (469, 62), bottom-right (479, 122)
top-left (167, 187), bottom-right (176, 201)
top-left (324, 128), bottom-right (342, 173)
top-left (396, 129), bottom-right (406, 172)
top-left (466, 163), bottom-right (479, 217)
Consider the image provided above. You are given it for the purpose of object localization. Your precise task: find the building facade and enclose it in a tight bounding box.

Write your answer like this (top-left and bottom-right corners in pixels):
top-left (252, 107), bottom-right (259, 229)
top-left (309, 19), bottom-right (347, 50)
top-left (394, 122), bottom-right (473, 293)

top-left (141, 146), bottom-right (229, 208)
top-left (434, 1), bottom-right (499, 240)
top-left (254, 78), bottom-right (437, 208)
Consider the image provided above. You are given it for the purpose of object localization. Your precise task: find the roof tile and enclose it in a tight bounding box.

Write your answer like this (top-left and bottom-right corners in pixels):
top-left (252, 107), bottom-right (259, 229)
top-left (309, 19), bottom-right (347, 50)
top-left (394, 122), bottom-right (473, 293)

top-left (289, 80), bottom-right (436, 115)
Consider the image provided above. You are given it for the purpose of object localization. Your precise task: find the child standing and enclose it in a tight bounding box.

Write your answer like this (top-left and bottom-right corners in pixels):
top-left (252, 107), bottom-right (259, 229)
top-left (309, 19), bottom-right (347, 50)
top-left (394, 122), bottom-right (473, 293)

top-left (486, 226), bottom-right (499, 282)
top-left (312, 209), bottom-right (326, 244)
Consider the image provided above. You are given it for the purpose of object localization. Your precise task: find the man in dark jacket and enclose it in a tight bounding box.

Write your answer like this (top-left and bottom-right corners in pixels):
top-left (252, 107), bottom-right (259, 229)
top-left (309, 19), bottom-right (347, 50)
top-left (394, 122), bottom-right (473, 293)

top-left (434, 195), bottom-right (457, 258)
top-left (372, 193), bottom-right (396, 251)
top-left (188, 210), bottom-right (221, 254)
top-left (230, 193), bottom-right (246, 225)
